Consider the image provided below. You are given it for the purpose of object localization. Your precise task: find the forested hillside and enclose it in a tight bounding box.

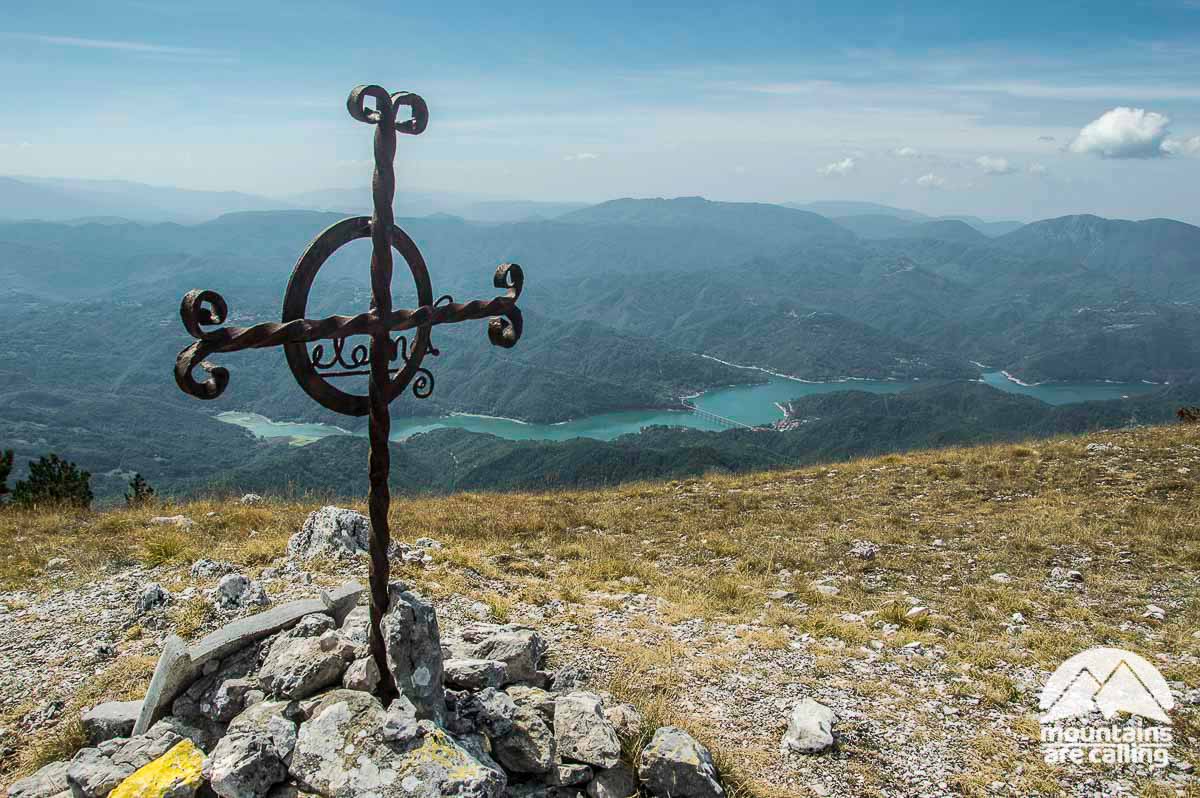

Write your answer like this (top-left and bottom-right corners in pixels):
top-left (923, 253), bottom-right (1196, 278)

top-left (3, 197), bottom-right (1199, 500)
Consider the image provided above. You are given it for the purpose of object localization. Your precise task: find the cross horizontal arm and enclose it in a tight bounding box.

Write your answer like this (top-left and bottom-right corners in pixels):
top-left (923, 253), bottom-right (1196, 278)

top-left (175, 264), bottom-right (523, 400)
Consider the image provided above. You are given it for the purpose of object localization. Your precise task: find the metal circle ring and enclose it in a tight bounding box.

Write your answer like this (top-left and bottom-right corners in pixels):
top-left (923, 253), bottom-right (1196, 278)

top-left (282, 216), bottom-right (433, 416)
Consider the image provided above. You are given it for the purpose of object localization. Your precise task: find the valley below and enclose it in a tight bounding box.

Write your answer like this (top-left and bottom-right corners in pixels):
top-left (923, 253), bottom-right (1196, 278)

top-left (217, 371), bottom-right (1164, 446)
top-left (2, 195), bottom-right (1200, 502)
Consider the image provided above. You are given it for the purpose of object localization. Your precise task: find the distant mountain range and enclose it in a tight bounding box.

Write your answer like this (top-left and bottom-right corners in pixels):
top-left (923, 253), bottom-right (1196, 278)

top-left (2, 192), bottom-right (1198, 500)
top-left (283, 187), bottom-right (589, 223)
top-left (2, 174), bottom-right (1033, 233)
top-left (0, 176), bottom-right (296, 224)
top-left (0, 176), bottom-right (597, 225)
top-left (789, 200), bottom-right (1025, 237)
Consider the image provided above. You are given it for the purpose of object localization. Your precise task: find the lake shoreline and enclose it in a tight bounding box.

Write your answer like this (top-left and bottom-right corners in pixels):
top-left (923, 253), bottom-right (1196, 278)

top-left (219, 370), bottom-right (1164, 447)
top-left (697, 353), bottom-right (913, 384)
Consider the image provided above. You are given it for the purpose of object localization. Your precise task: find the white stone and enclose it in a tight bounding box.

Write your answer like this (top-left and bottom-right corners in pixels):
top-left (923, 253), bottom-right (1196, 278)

top-left (149, 515), bottom-right (195, 529)
top-left (190, 559), bottom-right (235, 579)
top-left (213, 574), bottom-right (269, 610)
top-left (849, 540), bottom-right (879, 560)
top-left (782, 698), bottom-right (837, 754)
top-left (287, 507), bottom-right (371, 560)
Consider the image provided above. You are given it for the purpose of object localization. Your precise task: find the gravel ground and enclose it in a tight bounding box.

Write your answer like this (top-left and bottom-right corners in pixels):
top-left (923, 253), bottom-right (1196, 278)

top-left (4, 427), bottom-right (1200, 797)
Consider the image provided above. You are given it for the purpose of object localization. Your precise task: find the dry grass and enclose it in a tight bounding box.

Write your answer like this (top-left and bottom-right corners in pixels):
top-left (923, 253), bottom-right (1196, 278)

top-left (2, 423), bottom-right (1199, 795)
top-left (4, 655), bottom-right (155, 777)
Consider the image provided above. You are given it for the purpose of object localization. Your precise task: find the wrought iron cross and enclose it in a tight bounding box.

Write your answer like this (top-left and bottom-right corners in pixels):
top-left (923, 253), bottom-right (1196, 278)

top-left (173, 84), bottom-right (524, 694)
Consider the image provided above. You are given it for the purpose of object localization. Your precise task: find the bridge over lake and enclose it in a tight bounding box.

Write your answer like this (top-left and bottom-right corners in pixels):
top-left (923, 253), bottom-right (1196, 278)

top-left (681, 399), bottom-right (756, 430)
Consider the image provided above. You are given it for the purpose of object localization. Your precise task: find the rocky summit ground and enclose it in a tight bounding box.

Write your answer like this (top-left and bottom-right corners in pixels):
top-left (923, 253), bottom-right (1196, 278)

top-left (2, 423), bottom-right (1199, 797)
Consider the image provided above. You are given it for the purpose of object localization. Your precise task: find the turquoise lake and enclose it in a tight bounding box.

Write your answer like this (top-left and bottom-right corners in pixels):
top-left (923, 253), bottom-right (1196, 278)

top-left (218, 371), bottom-right (1163, 445)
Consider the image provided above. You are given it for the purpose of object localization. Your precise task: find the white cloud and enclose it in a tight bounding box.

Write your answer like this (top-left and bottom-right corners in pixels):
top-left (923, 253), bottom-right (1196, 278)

top-left (1069, 107), bottom-right (1172, 158)
top-left (818, 157), bottom-right (857, 176)
top-left (1027, 163), bottom-right (1049, 176)
top-left (892, 146), bottom-right (920, 158)
top-left (563, 152), bottom-right (599, 161)
top-left (916, 173), bottom-right (945, 189)
top-left (1163, 136), bottom-right (1200, 156)
top-left (976, 155), bottom-right (1015, 175)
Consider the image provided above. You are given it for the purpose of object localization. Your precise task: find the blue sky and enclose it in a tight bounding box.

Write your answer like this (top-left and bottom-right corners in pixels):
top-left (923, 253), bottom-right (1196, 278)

top-left (2, 0), bottom-right (1199, 221)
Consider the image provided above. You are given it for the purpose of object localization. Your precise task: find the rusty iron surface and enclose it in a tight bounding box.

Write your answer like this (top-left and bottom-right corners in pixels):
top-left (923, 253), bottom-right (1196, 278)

top-left (172, 84), bottom-right (526, 697)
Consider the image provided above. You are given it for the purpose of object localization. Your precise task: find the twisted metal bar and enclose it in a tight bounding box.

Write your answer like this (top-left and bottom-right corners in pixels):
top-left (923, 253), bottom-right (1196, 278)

top-left (358, 85), bottom-right (401, 700)
top-left (174, 264), bottom-right (523, 399)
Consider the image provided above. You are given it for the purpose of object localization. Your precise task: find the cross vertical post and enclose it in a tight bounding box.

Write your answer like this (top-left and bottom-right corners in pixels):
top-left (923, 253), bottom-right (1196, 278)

top-left (365, 86), bottom-right (400, 699)
top-left (172, 84), bottom-right (526, 697)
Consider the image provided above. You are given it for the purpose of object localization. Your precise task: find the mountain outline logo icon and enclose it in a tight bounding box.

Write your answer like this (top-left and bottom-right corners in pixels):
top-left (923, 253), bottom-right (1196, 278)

top-left (1040, 647), bottom-right (1173, 724)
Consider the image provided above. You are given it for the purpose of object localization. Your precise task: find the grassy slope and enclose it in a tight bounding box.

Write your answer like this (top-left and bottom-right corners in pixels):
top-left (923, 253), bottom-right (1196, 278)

top-left (2, 423), bottom-right (1199, 796)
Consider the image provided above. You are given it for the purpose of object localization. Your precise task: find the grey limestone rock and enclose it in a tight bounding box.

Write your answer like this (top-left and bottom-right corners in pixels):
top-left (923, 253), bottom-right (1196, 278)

top-left (460, 625), bottom-right (545, 685)
top-left (587, 765), bottom-right (637, 798)
top-left (553, 693), bottom-right (620, 770)
top-left (7, 760), bottom-right (70, 798)
top-left (81, 700), bottom-right (141, 745)
top-left (382, 583), bottom-right (445, 723)
top-left (287, 507), bottom-right (370, 560)
top-left (288, 690), bottom-right (504, 798)
top-left (257, 630), bottom-right (351, 700)
top-left (444, 658), bottom-right (508, 692)
top-left (134, 582), bottom-right (362, 735)
top-left (66, 747), bottom-right (134, 798)
top-left (637, 726), bottom-right (724, 798)
top-left (203, 700), bottom-right (298, 798)
top-left (341, 658), bottom-right (381, 693)
top-left (493, 705), bottom-right (555, 775)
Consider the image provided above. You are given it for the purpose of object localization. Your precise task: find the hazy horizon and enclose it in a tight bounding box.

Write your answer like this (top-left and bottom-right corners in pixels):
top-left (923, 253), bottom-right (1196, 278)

top-left (2, 1), bottom-right (1199, 223)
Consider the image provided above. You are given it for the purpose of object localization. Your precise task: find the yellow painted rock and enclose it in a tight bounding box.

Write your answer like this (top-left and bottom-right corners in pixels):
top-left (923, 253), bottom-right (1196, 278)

top-left (109, 739), bottom-right (205, 798)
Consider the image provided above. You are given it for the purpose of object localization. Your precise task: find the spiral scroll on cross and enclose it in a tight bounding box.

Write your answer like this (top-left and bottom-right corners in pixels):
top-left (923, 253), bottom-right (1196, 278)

top-left (171, 84), bottom-right (526, 702)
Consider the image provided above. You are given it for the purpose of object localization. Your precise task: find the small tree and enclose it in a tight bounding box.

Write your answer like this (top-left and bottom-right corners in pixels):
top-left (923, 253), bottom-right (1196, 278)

top-left (0, 450), bottom-right (12, 502)
top-left (12, 454), bottom-right (93, 509)
top-left (1178, 407), bottom-right (1200, 424)
top-left (125, 473), bottom-right (155, 507)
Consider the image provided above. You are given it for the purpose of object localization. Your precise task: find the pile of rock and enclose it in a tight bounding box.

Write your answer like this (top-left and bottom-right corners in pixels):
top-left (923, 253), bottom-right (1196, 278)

top-left (10, 569), bottom-right (726, 798)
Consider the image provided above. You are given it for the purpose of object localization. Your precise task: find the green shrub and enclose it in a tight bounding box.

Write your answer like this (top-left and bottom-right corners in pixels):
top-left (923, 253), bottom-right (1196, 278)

top-left (125, 473), bottom-right (155, 507)
top-left (0, 449), bottom-right (11, 501)
top-left (12, 454), bottom-right (93, 509)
